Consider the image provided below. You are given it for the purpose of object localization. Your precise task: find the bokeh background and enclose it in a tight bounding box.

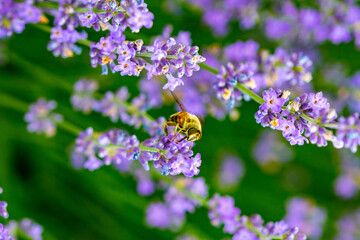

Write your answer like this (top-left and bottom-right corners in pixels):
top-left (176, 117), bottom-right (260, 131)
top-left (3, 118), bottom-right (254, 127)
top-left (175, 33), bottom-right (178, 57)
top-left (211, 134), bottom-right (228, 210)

top-left (1, 0), bottom-right (360, 239)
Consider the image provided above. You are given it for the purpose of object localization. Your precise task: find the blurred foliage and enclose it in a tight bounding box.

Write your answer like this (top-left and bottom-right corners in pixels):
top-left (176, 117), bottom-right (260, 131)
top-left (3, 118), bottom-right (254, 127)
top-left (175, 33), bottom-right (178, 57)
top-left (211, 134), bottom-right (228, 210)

top-left (0, 0), bottom-right (360, 239)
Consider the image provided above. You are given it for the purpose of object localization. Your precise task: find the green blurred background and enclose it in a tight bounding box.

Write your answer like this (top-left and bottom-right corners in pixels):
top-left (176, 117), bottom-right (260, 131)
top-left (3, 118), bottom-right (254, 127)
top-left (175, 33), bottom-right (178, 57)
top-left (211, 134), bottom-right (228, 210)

top-left (1, 0), bottom-right (360, 239)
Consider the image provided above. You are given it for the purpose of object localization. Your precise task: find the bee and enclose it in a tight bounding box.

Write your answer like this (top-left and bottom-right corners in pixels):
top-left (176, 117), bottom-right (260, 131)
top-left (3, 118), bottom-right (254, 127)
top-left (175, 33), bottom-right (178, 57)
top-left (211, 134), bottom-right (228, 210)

top-left (164, 91), bottom-right (203, 143)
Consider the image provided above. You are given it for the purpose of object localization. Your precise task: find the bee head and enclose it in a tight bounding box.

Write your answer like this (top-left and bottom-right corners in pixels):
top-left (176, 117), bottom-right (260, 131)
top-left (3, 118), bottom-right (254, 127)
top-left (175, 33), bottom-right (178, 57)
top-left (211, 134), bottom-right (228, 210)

top-left (187, 127), bottom-right (202, 141)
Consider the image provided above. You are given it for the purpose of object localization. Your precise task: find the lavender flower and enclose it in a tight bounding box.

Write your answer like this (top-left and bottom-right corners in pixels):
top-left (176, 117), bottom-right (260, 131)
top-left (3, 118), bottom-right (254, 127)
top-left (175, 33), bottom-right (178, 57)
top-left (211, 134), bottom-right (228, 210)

top-left (285, 197), bottom-right (327, 239)
top-left (78, 0), bottom-right (154, 33)
top-left (90, 33), bottom-right (205, 90)
top-left (7, 219), bottom-right (43, 240)
top-left (167, 0), bottom-right (259, 36)
top-left (0, 0), bottom-right (41, 38)
top-left (24, 98), bottom-right (63, 137)
top-left (0, 223), bottom-right (13, 240)
top-left (254, 89), bottom-right (353, 150)
top-left (334, 150), bottom-right (360, 199)
top-left (146, 202), bottom-right (173, 229)
top-left (134, 169), bottom-right (155, 196)
top-left (336, 113), bottom-right (360, 153)
top-left (74, 128), bottom-right (202, 177)
top-left (143, 134), bottom-right (202, 177)
top-left (146, 177), bottom-right (208, 230)
top-left (263, 1), bottom-right (360, 49)
top-left (224, 40), bottom-right (259, 63)
top-left (335, 208), bottom-right (360, 240)
top-left (0, 201), bottom-right (8, 219)
top-left (71, 78), bottom-right (98, 113)
top-left (215, 155), bottom-right (244, 191)
top-left (47, 27), bottom-right (87, 58)
top-left (215, 62), bottom-right (255, 109)
top-left (19, 219), bottom-right (43, 240)
top-left (208, 194), bottom-right (307, 239)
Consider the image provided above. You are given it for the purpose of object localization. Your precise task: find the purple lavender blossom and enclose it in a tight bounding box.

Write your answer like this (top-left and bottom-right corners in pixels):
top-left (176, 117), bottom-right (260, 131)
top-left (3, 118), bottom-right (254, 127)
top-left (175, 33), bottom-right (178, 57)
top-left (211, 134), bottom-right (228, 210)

top-left (19, 219), bottom-right (43, 240)
top-left (255, 89), bottom-right (352, 150)
top-left (336, 113), bottom-right (360, 153)
top-left (335, 208), bottom-right (360, 240)
top-left (144, 134), bottom-right (202, 177)
top-left (0, 223), bottom-right (13, 240)
top-left (0, 201), bottom-right (8, 219)
top-left (285, 197), bottom-right (327, 239)
top-left (224, 40), bottom-right (259, 63)
top-left (90, 33), bottom-right (205, 91)
top-left (0, 0), bottom-right (41, 38)
top-left (334, 174), bottom-right (358, 199)
top-left (134, 169), bottom-right (155, 196)
top-left (146, 202), bottom-right (172, 229)
top-left (334, 150), bottom-right (360, 199)
top-left (139, 77), bottom-right (163, 108)
top-left (216, 155), bottom-right (244, 191)
top-left (260, 88), bottom-right (286, 113)
top-left (6, 219), bottom-right (43, 240)
top-left (74, 127), bottom-right (202, 177)
top-left (265, 18), bottom-right (292, 40)
top-left (71, 78), bottom-right (98, 113)
top-left (146, 177), bottom-right (208, 230)
top-left (233, 227), bottom-right (257, 240)
top-left (285, 53), bottom-right (313, 86)
top-left (0, 186), bottom-right (6, 220)
top-left (78, 0), bottom-right (154, 33)
top-left (24, 98), bottom-right (63, 137)
top-left (47, 27), bottom-right (87, 58)
top-left (215, 62), bottom-right (255, 109)
top-left (208, 194), bottom-right (307, 239)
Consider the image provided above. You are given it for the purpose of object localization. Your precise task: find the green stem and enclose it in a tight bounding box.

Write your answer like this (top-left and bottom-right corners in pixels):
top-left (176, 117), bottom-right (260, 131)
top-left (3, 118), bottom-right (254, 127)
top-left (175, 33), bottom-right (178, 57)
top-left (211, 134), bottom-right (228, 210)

top-left (0, 92), bottom-right (28, 112)
top-left (107, 144), bottom-right (165, 155)
top-left (198, 62), bottom-right (219, 74)
top-left (236, 83), bottom-right (265, 105)
top-left (36, 1), bottom-right (126, 14)
top-left (58, 121), bottom-right (82, 135)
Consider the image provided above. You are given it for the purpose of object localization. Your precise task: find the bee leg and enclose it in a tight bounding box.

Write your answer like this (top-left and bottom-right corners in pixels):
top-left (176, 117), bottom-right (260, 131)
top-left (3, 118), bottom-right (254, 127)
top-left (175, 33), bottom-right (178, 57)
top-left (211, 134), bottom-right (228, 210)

top-left (164, 120), bottom-right (177, 137)
top-left (190, 141), bottom-right (194, 149)
top-left (170, 127), bottom-right (181, 142)
top-left (176, 136), bottom-right (187, 143)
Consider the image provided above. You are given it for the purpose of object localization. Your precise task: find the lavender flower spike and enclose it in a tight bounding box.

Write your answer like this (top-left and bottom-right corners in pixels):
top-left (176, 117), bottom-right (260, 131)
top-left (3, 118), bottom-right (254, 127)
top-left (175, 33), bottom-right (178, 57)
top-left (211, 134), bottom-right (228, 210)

top-left (74, 128), bottom-right (202, 177)
top-left (24, 98), bottom-right (63, 137)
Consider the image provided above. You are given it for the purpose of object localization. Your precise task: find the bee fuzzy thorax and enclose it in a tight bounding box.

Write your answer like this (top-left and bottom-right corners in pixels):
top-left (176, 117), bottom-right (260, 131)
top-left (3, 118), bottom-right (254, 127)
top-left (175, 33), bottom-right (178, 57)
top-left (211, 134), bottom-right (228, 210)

top-left (164, 111), bottom-right (202, 142)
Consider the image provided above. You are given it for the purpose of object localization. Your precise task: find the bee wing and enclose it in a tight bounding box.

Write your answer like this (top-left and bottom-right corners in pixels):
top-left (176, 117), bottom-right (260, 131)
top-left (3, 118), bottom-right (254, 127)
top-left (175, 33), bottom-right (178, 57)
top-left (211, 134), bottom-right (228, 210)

top-left (197, 115), bottom-right (205, 126)
top-left (169, 90), bottom-right (186, 113)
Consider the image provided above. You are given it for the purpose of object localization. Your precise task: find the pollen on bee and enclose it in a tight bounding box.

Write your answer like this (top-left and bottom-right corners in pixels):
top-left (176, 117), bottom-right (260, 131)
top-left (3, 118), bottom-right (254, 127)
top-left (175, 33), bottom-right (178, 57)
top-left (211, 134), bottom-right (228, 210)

top-left (222, 88), bottom-right (232, 100)
top-left (40, 15), bottom-right (49, 24)
top-left (270, 118), bottom-right (279, 128)
top-left (101, 56), bottom-right (112, 65)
